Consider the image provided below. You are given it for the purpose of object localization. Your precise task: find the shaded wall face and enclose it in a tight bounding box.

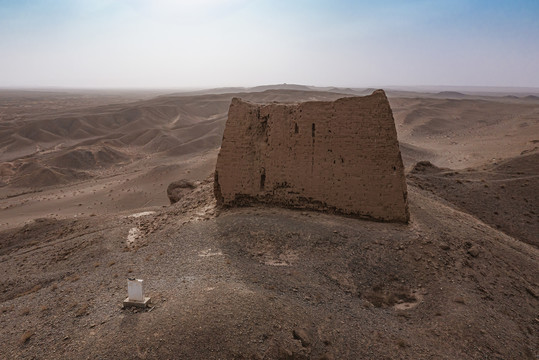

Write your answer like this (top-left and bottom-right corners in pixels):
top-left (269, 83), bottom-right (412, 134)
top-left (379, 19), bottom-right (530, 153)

top-left (215, 90), bottom-right (409, 223)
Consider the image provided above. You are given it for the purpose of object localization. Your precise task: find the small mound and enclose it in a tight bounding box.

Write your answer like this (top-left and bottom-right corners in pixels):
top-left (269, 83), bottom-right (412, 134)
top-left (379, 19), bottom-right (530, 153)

top-left (165, 134), bottom-right (222, 156)
top-left (118, 129), bottom-right (162, 147)
top-left (142, 133), bottom-right (182, 153)
top-left (0, 162), bottom-right (17, 177)
top-left (141, 164), bottom-right (182, 179)
top-left (410, 160), bottom-right (443, 174)
top-left (413, 117), bottom-right (457, 136)
top-left (167, 179), bottom-right (197, 204)
top-left (0, 218), bottom-right (68, 257)
top-left (2, 134), bottom-right (35, 158)
top-left (491, 150), bottom-right (539, 175)
top-left (48, 146), bottom-right (129, 170)
top-left (16, 126), bottom-right (63, 143)
top-left (11, 164), bottom-right (89, 188)
top-left (94, 147), bottom-right (129, 165)
top-left (399, 143), bottom-right (435, 168)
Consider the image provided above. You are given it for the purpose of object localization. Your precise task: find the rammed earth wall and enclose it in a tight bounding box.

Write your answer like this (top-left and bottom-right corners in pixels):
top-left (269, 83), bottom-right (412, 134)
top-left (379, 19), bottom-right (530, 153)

top-left (214, 90), bottom-right (409, 223)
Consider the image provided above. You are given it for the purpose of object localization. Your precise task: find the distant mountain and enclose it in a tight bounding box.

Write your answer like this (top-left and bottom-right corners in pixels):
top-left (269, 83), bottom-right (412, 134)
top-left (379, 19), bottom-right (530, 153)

top-left (249, 84), bottom-right (313, 92)
top-left (434, 91), bottom-right (468, 98)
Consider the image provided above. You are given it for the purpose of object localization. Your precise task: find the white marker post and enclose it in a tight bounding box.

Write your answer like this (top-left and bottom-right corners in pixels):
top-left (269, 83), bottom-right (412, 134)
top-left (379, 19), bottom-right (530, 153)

top-left (123, 278), bottom-right (151, 308)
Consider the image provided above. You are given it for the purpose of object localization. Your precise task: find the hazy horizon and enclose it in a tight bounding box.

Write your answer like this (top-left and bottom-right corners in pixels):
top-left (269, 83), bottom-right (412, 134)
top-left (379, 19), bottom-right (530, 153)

top-left (2, 84), bottom-right (539, 95)
top-left (1, 0), bottom-right (539, 89)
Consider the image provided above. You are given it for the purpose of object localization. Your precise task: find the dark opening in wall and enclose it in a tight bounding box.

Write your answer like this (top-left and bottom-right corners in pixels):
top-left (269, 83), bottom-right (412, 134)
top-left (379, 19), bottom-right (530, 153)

top-left (311, 123), bottom-right (315, 137)
top-left (260, 169), bottom-right (266, 191)
top-left (294, 123), bottom-right (299, 134)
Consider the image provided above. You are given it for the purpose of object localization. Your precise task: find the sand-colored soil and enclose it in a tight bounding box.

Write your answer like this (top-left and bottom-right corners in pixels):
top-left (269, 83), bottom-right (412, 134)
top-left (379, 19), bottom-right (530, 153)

top-left (0, 87), bottom-right (538, 359)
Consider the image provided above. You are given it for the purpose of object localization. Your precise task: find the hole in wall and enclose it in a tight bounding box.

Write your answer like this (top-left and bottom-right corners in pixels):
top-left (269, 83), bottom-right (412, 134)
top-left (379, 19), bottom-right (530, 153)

top-left (294, 123), bottom-right (299, 134)
top-left (311, 123), bottom-right (315, 137)
top-left (260, 169), bottom-right (266, 191)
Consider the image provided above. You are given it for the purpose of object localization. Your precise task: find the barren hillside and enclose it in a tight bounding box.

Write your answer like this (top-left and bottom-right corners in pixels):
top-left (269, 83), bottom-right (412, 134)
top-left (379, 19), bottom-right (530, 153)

top-left (0, 88), bottom-right (538, 359)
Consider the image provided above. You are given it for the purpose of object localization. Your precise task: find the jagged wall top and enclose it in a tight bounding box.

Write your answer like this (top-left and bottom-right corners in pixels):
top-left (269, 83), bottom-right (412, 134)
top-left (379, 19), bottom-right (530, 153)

top-left (214, 90), bottom-right (409, 223)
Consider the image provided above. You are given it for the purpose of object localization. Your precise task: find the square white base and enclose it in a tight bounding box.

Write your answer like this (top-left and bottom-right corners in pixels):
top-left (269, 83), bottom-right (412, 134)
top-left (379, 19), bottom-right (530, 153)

top-left (123, 297), bottom-right (151, 308)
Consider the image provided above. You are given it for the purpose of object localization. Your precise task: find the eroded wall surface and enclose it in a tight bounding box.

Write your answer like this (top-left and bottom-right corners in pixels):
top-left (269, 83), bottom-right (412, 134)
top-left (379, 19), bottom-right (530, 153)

top-left (214, 90), bottom-right (409, 222)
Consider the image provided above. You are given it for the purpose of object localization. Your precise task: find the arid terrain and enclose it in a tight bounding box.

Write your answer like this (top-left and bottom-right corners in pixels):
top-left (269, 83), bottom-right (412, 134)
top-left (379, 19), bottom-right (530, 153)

top-left (1, 85), bottom-right (538, 359)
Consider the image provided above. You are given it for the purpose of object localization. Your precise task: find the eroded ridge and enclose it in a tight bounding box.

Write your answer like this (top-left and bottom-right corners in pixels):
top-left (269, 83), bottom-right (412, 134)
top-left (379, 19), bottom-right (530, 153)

top-left (214, 90), bottom-right (409, 223)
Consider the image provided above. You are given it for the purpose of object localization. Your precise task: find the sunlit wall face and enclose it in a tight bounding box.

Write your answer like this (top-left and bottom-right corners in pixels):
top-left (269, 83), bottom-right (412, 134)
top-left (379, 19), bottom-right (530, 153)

top-left (0, 0), bottom-right (538, 88)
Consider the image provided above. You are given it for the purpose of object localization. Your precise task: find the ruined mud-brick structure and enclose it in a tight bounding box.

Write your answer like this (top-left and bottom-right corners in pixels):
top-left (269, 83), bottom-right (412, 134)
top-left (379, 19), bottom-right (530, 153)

top-left (214, 90), bottom-right (409, 222)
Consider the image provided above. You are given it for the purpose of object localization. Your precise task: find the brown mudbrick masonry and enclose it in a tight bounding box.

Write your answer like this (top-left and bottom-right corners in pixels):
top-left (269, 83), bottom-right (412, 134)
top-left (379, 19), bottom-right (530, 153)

top-left (214, 90), bottom-right (409, 223)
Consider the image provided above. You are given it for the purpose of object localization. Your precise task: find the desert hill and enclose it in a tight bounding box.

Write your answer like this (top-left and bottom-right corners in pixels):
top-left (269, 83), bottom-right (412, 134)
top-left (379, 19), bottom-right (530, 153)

top-left (408, 150), bottom-right (539, 248)
top-left (390, 96), bottom-right (539, 169)
top-left (1, 177), bottom-right (537, 359)
top-left (0, 87), bottom-right (538, 359)
top-left (1, 89), bottom-right (351, 162)
top-left (2, 88), bottom-right (538, 190)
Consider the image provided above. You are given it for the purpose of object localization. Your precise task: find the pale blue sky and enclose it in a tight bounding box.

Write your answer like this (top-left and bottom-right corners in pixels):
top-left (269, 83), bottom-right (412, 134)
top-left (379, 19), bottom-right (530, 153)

top-left (1, 0), bottom-right (538, 88)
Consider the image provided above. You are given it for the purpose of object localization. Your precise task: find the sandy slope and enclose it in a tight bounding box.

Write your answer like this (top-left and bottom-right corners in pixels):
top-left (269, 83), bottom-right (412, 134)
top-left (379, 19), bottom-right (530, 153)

top-left (0, 87), bottom-right (538, 359)
top-left (408, 150), bottom-right (539, 248)
top-left (1, 180), bottom-right (537, 359)
top-left (390, 96), bottom-right (539, 169)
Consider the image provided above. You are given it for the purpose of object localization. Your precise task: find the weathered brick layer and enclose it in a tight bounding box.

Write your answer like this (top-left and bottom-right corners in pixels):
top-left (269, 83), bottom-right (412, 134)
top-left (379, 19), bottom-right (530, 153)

top-left (214, 90), bottom-right (409, 222)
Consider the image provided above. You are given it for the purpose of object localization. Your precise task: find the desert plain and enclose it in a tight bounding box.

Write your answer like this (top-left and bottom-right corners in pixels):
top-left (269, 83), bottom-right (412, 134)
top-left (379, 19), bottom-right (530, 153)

top-left (0, 85), bottom-right (538, 359)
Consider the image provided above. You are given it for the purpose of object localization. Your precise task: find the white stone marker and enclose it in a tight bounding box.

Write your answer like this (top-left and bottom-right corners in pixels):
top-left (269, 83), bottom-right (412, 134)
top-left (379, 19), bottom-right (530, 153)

top-left (123, 278), bottom-right (151, 308)
top-left (128, 279), bottom-right (144, 301)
